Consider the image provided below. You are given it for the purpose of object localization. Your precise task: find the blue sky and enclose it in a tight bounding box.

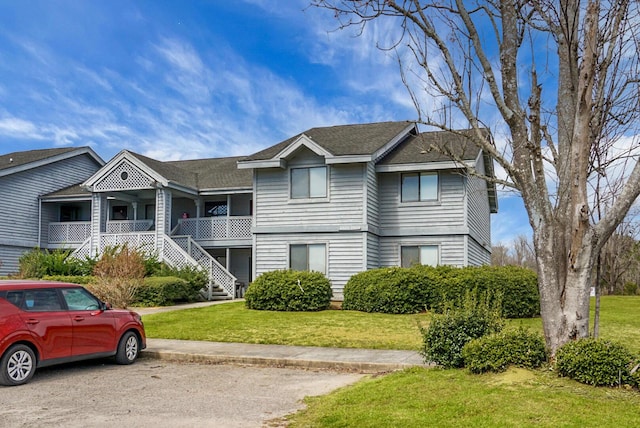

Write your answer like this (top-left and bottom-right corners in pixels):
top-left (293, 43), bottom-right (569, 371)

top-left (0, 0), bottom-right (531, 244)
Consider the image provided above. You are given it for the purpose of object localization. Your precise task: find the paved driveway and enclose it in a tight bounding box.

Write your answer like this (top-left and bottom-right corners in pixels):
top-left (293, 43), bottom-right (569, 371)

top-left (0, 358), bottom-right (362, 427)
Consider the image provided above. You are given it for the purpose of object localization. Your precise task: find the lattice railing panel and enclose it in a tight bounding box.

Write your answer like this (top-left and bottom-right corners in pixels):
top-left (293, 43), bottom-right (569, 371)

top-left (71, 237), bottom-right (92, 259)
top-left (175, 216), bottom-right (252, 241)
top-left (49, 222), bottom-right (92, 244)
top-left (169, 234), bottom-right (236, 298)
top-left (106, 220), bottom-right (154, 234)
top-left (100, 232), bottom-right (156, 256)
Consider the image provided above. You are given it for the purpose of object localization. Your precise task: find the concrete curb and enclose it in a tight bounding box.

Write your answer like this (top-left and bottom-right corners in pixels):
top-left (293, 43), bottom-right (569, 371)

top-left (141, 339), bottom-right (427, 373)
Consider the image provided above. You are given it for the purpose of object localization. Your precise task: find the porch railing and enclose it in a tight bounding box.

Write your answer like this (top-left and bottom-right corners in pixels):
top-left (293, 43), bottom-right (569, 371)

top-left (106, 219), bottom-right (154, 234)
top-left (170, 235), bottom-right (237, 298)
top-left (71, 232), bottom-right (235, 299)
top-left (175, 216), bottom-right (252, 241)
top-left (48, 221), bottom-right (92, 244)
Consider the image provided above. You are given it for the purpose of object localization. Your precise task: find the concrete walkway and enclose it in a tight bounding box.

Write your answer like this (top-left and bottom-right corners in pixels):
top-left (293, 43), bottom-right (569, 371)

top-left (135, 301), bottom-right (427, 373)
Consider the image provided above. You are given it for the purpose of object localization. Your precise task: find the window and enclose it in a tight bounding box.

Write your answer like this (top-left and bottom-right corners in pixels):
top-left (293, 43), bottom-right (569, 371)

top-left (112, 205), bottom-right (128, 220)
top-left (401, 245), bottom-right (439, 267)
top-left (60, 205), bottom-right (81, 222)
top-left (22, 289), bottom-right (64, 311)
top-left (61, 288), bottom-right (100, 311)
top-left (205, 201), bottom-right (228, 217)
top-left (291, 167), bottom-right (327, 199)
top-left (401, 172), bottom-right (438, 202)
top-left (290, 244), bottom-right (326, 273)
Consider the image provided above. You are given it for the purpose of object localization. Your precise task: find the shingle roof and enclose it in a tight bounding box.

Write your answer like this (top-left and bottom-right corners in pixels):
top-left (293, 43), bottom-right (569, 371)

top-left (378, 128), bottom-right (484, 165)
top-left (0, 147), bottom-right (82, 172)
top-left (127, 151), bottom-right (200, 189)
top-left (243, 121), bottom-right (414, 161)
top-left (42, 184), bottom-right (91, 199)
top-left (168, 156), bottom-right (252, 190)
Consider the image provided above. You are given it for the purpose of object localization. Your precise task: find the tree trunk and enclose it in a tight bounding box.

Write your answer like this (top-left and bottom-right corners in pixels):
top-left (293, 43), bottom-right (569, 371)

top-left (534, 222), bottom-right (594, 356)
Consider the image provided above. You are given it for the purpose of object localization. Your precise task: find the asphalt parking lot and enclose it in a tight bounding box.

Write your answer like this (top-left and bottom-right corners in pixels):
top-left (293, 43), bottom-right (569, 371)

top-left (0, 358), bottom-right (363, 427)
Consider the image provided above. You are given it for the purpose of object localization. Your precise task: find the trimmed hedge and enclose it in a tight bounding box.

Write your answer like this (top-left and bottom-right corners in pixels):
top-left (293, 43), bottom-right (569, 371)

top-left (462, 328), bottom-right (548, 373)
top-left (43, 275), bottom-right (96, 285)
top-left (133, 276), bottom-right (196, 307)
top-left (555, 339), bottom-right (638, 387)
top-left (342, 265), bottom-right (539, 318)
top-left (245, 270), bottom-right (333, 311)
top-left (342, 267), bottom-right (435, 314)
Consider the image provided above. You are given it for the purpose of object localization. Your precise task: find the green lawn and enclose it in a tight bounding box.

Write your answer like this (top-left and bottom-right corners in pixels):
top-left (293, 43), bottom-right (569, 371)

top-left (143, 302), bottom-right (429, 350)
top-left (143, 296), bottom-right (640, 427)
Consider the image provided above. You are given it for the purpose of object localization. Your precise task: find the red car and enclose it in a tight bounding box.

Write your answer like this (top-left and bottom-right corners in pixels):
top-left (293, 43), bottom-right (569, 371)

top-left (0, 280), bottom-right (146, 386)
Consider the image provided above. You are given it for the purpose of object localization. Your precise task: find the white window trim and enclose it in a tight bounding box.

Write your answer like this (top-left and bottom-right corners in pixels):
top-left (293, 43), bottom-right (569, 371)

top-left (399, 244), bottom-right (440, 267)
top-left (288, 242), bottom-right (328, 274)
top-left (288, 165), bottom-right (330, 203)
top-left (399, 171), bottom-right (440, 204)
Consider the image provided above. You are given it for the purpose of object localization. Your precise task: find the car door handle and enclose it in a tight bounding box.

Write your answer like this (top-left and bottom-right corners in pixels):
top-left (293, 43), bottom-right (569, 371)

top-left (73, 316), bottom-right (85, 322)
top-left (26, 319), bottom-right (40, 325)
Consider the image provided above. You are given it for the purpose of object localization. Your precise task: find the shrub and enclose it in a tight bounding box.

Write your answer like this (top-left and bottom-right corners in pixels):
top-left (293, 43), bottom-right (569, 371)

top-left (462, 328), bottom-right (547, 373)
top-left (555, 338), bottom-right (638, 387)
top-left (245, 270), bottom-right (333, 311)
top-left (43, 275), bottom-right (96, 285)
top-left (420, 295), bottom-right (504, 368)
top-left (18, 248), bottom-right (89, 278)
top-left (133, 276), bottom-right (193, 306)
top-left (88, 245), bottom-right (146, 308)
top-left (342, 267), bottom-right (435, 314)
top-left (430, 266), bottom-right (539, 318)
top-left (150, 263), bottom-right (207, 299)
top-left (341, 265), bottom-right (539, 318)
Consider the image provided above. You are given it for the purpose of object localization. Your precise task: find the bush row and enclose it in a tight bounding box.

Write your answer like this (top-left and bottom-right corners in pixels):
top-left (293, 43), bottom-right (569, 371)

top-left (343, 265), bottom-right (539, 317)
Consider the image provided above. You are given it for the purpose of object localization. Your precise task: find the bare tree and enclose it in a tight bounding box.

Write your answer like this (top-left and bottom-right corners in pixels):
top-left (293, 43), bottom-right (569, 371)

top-left (312, 0), bottom-right (640, 354)
top-left (492, 235), bottom-right (536, 269)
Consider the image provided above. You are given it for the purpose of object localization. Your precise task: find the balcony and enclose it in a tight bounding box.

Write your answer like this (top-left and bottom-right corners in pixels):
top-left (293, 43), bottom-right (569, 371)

top-left (48, 221), bottom-right (92, 245)
top-left (175, 216), bottom-right (252, 242)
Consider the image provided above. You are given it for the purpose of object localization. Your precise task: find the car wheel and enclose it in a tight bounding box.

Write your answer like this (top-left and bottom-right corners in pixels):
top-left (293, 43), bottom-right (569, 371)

top-left (115, 331), bottom-right (139, 365)
top-left (0, 344), bottom-right (36, 386)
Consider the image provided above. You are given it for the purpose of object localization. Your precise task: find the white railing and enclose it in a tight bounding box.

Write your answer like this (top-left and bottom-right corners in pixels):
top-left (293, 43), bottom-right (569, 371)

top-left (106, 219), bottom-right (154, 233)
top-left (72, 237), bottom-right (92, 259)
top-left (170, 235), bottom-right (237, 298)
top-left (99, 232), bottom-right (157, 256)
top-left (71, 231), bottom-right (236, 300)
top-left (176, 216), bottom-right (252, 241)
top-left (48, 222), bottom-right (92, 244)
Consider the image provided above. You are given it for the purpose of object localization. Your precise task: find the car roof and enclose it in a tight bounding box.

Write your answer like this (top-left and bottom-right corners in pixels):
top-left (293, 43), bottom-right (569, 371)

top-left (0, 280), bottom-right (83, 290)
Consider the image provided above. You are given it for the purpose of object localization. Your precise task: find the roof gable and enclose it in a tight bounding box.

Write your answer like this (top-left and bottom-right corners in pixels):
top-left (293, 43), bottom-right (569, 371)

top-left (238, 121), bottom-right (416, 168)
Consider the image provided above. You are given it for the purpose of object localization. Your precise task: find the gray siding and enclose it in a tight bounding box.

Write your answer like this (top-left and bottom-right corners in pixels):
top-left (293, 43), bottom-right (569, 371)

top-left (366, 233), bottom-right (379, 269)
top-left (467, 236), bottom-right (490, 266)
top-left (0, 155), bottom-right (101, 276)
top-left (378, 171), bottom-right (466, 235)
top-left (379, 235), bottom-right (466, 267)
top-left (254, 232), bottom-right (364, 294)
top-left (466, 157), bottom-right (491, 251)
top-left (254, 150), bottom-right (365, 230)
top-left (365, 162), bottom-right (379, 231)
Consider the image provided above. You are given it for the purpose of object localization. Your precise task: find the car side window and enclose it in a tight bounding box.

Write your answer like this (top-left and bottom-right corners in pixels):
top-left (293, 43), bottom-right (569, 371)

top-left (2, 290), bottom-right (24, 308)
top-left (61, 288), bottom-right (100, 311)
top-left (22, 289), bottom-right (64, 311)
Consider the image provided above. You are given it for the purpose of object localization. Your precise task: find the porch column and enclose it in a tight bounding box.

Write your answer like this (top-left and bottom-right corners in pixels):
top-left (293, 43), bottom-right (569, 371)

top-left (155, 188), bottom-right (172, 256)
top-left (90, 193), bottom-right (107, 255)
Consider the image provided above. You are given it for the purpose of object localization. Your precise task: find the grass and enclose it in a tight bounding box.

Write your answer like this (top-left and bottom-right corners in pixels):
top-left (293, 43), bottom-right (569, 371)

top-left (143, 302), bottom-right (428, 350)
top-left (144, 296), bottom-right (640, 427)
top-left (286, 367), bottom-right (640, 427)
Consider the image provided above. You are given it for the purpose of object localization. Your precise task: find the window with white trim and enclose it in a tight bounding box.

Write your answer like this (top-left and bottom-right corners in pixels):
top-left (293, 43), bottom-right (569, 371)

top-left (291, 166), bottom-right (327, 199)
top-left (290, 243), bottom-right (326, 274)
top-left (401, 245), bottom-right (439, 267)
top-left (401, 172), bottom-right (438, 202)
